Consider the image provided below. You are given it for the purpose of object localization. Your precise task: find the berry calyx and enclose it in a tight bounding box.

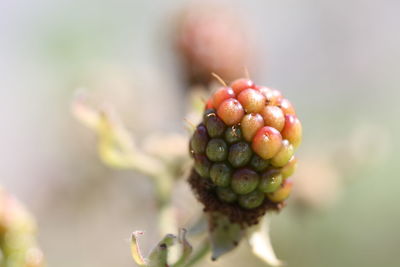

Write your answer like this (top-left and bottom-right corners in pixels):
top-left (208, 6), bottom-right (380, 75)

top-left (188, 78), bottom-right (302, 225)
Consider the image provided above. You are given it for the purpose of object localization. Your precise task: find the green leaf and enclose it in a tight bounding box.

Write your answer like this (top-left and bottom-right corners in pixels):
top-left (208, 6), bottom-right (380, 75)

top-left (208, 212), bottom-right (243, 261)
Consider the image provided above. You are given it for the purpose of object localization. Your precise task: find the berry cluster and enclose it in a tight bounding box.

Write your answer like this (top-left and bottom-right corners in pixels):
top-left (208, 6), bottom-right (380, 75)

top-left (189, 78), bottom-right (302, 216)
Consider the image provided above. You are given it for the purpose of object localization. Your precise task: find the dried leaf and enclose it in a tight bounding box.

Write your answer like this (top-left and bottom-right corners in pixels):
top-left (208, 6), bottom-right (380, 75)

top-left (249, 215), bottom-right (283, 266)
top-left (131, 231), bottom-right (147, 266)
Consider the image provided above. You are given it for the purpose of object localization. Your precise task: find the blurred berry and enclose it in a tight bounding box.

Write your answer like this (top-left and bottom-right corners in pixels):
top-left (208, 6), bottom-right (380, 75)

top-left (175, 4), bottom-right (253, 86)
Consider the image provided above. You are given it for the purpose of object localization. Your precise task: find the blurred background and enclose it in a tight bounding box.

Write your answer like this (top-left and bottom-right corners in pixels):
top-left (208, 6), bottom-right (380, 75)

top-left (1, 0), bottom-right (399, 266)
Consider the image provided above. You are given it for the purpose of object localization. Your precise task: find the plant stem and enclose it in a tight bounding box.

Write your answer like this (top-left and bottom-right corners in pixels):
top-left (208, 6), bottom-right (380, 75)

top-left (182, 239), bottom-right (210, 267)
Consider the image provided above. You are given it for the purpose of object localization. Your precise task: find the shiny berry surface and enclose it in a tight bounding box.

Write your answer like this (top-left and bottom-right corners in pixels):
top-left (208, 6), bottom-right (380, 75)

top-left (270, 139), bottom-right (294, 167)
top-left (252, 126), bottom-right (282, 160)
top-left (258, 169), bottom-right (283, 193)
top-left (237, 89), bottom-right (266, 113)
top-left (228, 142), bottom-right (253, 168)
top-left (241, 113), bottom-right (264, 142)
top-left (212, 87), bottom-right (235, 109)
top-left (260, 105), bottom-right (285, 132)
top-left (217, 98), bottom-right (245, 126)
top-left (190, 78), bottom-right (302, 210)
top-left (231, 168), bottom-right (260, 195)
top-left (206, 138), bottom-right (228, 162)
top-left (281, 114), bottom-right (302, 149)
top-left (238, 190), bottom-right (265, 209)
top-left (230, 78), bottom-right (255, 94)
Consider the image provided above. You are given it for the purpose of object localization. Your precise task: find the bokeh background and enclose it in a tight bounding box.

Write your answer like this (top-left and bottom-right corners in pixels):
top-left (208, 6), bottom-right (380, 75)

top-left (1, 0), bottom-right (400, 266)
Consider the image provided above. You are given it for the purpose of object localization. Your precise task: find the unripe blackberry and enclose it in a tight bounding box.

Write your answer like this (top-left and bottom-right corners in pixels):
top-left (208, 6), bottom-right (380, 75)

top-left (281, 156), bottom-right (297, 179)
top-left (217, 98), bottom-right (245, 125)
top-left (210, 163), bottom-right (232, 187)
top-left (267, 179), bottom-right (293, 203)
top-left (206, 138), bottom-right (228, 162)
top-left (250, 154), bottom-right (270, 172)
top-left (252, 126), bottom-right (282, 160)
top-left (270, 139), bottom-right (294, 167)
top-left (241, 113), bottom-right (264, 142)
top-left (224, 125), bottom-right (242, 144)
top-left (258, 169), bottom-right (283, 193)
top-left (281, 114), bottom-right (302, 149)
top-left (261, 105), bottom-right (285, 132)
top-left (278, 98), bottom-right (296, 115)
top-left (188, 78), bottom-right (302, 226)
top-left (238, 190), bottom-right (265, 210)
top-left (193, 154), bottom-right (211, 178)
top-left (190, 124), bottom-right (209, 154)
top-left (231, 168), bottom-right (259, 195)
top-left (213, 87), bottom-right (236, 109)
top-left (230, 78), bottom-right (255, 94)
top-left (237, 89), bottom-right (266, 113)
top-left (205, 113), bottom-right (226, 138)
top-left (228, 142), bottom-right (253, 168)
top-left (217, 187), bottom-right (238, 203)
